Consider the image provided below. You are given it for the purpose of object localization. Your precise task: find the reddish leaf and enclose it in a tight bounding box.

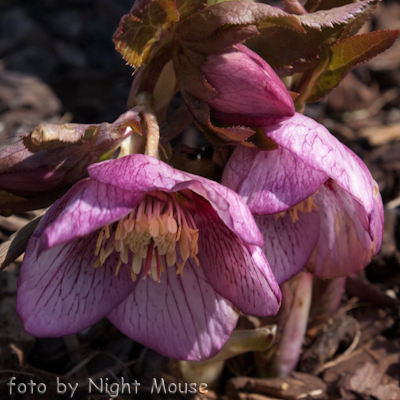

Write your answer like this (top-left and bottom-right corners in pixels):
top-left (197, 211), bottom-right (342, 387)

top-left (298, 0), bottom-right (379, 40)
top-left (246, 0), bottom-right (379, 74)
top-left (181, 24), bottom-right (259, 55)
top-left (173, 49), bottom-right (217, 102)
top-left (176, 0), bottom-right (205, 19)
top-left (182, 92), bottom-right (255, 146)
top-left (178, 1), bottom-right (304, 42)
top-left (246, 26), bottom-right (319, 76)
top-left (296, 0), bottom-right (377, 30)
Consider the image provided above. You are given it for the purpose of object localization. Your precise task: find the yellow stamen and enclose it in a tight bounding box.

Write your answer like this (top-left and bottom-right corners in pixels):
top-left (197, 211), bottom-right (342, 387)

top-left (275, 195), bottom-right (319, 223)
top-left (132, 254), bottom-right (143, 274)
top-left (130, 268), bottom-right (137, 282)
top-left (166, 249), bottom-right (176, 267)
top-left (158, 216), bottom-right (166, 235)
top-left (99, 247), bottom-right (107, 265)
top-left (96, 230), bottom-right (104, 250)
top-left (115, 259), bottom-right (122, 276)
top-left (93, 193), bottom-right (200, 282)
top-left (168, 216), bottom-right (178, 234)
top-left (176, 224), bottom-right (182, 242)
top-left (176, 262), bottom-right (185, 275)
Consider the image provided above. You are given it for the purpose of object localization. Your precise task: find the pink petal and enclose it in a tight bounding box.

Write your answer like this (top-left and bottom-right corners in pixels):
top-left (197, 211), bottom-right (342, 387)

top-left (254, 210), bottom-right (320, 284)
top-left (203, 44), bottom-right (294, 122)
top-left (17, 233), bottom-right (136, 337)
top-left (190, 178), bottom-right (264, 247)
top-left (108, 257), bottom-right (239, 361)
top-left (39, 178), bottom-right (144, 251)
top-left (89, 154), bottom-right (264, 246)
top-left (308, 181), bottom-right (379, 279)
top-left (264, 113), bottom-right (375, 217)
top-left (222, 146), bottom-right (328, 214)
top-left (0, 168), bottom-right (65, 197)
top-left (195, 199), bottom-right (281, 316)
top-left (88, 154), bottom-right (185, 193)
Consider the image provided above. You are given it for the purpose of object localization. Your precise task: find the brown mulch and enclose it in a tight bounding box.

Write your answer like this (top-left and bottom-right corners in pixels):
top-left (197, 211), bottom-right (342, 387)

top-left (1, 1), bottom-right (400, 399)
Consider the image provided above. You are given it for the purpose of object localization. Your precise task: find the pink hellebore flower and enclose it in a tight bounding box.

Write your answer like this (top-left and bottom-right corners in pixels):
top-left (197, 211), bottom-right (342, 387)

top-left (222, 113), bottom-right (383, 284)
top-left (17, 154), bottom-right (281, 361)
top-left (201, 44), bottom-right (295, 127)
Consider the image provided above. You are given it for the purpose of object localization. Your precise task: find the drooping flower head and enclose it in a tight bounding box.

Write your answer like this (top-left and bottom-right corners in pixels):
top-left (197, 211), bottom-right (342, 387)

top-left (17, 154), bottom-right (281, 361)
top-left (0, 108), bottom-right (142, 212)
top-left (222, 113), bottom-right (383, 284)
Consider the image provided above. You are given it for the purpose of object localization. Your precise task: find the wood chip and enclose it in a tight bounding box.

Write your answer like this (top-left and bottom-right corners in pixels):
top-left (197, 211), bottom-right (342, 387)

top-left (300, 316), bottom-right (358, 373)
top-left (359, 123), bottom-right (400, 146)
top-left (227, 372), bottom-right (327, 400)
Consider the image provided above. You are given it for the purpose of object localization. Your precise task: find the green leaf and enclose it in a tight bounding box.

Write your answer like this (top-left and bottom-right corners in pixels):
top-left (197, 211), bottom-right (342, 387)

top-left (306, 30), bottom-right (400, 102)
top-left (246, 26), bottom-right (319, 75)
top-left (113, 0), bottom-right (180, 69)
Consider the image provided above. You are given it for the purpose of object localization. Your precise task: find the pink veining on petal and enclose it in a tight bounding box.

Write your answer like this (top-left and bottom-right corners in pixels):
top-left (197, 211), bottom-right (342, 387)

top-left (89, 154), bottom-right (264, 247)
top-left (108, 255), bottom-right (239, 361)
top-left (263, 113), bottom-right (375, 218)
top-left (195, 198), bottom-right (281, 316)
top-left (255, 210), bottom-right (320, 284)
top-left (308, 181), bottom-right (377, 279)
top-left (39, 178), bottom-right (144, 251)
top-left (222, 145), bottom-right (328, 214)
top-left (17, 233), bottom-right (137, 337)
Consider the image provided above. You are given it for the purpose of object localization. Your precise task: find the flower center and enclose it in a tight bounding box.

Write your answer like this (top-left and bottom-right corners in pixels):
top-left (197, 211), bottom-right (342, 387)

top-left (274, 195), bottom-right (319, 223)
top-left (93, 191), bottom-right (199, 282)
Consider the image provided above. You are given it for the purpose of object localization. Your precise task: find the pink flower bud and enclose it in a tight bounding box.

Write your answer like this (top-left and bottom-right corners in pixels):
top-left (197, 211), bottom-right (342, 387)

top-left (201, 44), bottom-right (295, 126)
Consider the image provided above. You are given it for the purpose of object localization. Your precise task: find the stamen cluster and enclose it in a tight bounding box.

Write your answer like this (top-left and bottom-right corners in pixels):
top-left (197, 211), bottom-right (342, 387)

top-left (94, 191), bottom-right (200, 282)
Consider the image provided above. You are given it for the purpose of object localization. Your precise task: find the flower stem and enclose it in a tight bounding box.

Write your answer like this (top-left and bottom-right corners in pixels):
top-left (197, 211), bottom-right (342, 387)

top-left (269, 272), bottom-right (313, 377)
top-left (135, 92), bottom-right (160, 158)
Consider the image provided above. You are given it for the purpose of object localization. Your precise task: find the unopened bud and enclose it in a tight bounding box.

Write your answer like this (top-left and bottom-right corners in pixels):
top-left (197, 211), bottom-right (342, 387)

top-left (202, 44), bottom-right (295, 127)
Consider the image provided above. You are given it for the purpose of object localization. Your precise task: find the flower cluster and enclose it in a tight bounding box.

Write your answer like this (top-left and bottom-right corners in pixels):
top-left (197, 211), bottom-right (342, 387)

top-left (6, 0), bottom-right (387, 366)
